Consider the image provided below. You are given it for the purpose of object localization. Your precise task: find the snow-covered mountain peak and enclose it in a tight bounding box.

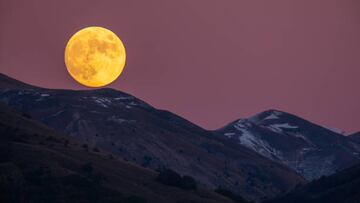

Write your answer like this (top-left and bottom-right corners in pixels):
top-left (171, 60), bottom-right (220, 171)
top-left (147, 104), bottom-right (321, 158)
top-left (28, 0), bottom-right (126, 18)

top-left (249, 109), bottom-right (286, 123)
top-left (216, 109), bottom-right (360, 180)
top-left (235, 119), bottom-right (254, 128)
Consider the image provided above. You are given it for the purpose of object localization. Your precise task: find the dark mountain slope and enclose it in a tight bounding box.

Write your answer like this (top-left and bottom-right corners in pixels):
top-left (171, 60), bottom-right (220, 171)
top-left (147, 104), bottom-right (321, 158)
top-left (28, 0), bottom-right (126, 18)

top-left (264, 163), bottom-right (360, 203)
top-left (0, 73), bottom-right (305, 201)
top-left (350, 132), bottom-right (360, 144)
top-left (0, 73), bottom-right (36, 89)
top-left (0, 102), bottom-right (235, 203)
top-left (216, 110), bottom-right (360, 180)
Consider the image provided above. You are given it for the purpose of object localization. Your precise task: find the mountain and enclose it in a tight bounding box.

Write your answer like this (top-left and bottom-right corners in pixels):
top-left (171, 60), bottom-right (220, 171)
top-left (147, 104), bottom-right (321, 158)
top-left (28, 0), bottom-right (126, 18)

top-left (0, 102), bottom-right (235, 203)
top-left (0, 73), bottom-right (304, 202)
top-left (350, 132), bottom-right (360, 144)
top-left (264, 163), bottom-right (360, 203)
top-left (0, 73), bottom-right (34, 89)
top-left (215, 110), bottom-right (360, 180)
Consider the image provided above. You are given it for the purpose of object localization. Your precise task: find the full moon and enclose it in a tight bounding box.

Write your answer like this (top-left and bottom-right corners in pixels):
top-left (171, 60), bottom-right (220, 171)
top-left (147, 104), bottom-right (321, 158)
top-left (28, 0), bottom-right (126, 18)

top-left (64, 27), bottom-right (126, 87)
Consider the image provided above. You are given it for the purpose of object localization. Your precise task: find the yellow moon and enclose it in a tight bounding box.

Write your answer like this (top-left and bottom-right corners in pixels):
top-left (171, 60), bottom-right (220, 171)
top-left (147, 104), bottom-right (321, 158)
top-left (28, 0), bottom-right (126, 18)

top-left (64, 27), bottom-right (126, 87)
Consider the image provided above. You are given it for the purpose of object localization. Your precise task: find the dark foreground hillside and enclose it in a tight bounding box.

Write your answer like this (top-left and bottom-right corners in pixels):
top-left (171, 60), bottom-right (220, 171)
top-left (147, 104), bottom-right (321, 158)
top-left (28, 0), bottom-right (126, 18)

top-left (264, 163), bottom-right (360, 203)
top-left (0, 103), bottom-right (234, 203)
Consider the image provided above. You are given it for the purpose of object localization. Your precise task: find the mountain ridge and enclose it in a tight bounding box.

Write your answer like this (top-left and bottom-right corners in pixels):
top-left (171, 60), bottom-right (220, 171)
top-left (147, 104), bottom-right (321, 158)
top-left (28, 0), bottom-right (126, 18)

top-left (0, 73), bottom-right (305, 201)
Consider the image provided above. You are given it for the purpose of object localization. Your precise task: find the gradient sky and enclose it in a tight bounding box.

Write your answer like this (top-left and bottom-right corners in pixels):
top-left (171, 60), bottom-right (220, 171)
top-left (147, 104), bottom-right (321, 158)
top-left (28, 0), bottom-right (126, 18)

top-left (1, 0), bottom-right (359, 133)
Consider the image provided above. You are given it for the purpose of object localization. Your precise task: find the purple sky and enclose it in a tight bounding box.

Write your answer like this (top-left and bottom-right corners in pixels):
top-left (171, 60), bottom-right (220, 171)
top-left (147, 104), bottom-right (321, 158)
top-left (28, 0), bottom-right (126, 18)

top-left (1, 0), bottom-right (359, 133)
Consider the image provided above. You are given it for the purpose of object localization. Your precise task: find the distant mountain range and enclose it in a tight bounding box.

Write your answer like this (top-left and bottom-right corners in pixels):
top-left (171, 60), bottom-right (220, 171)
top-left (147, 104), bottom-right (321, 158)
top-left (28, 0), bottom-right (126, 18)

top-left (0, 73), bottom-right (304, 201)
top-left (216, 110), bottom-right (360, 180)
top-left (0, 73), bottom-right (359, 202)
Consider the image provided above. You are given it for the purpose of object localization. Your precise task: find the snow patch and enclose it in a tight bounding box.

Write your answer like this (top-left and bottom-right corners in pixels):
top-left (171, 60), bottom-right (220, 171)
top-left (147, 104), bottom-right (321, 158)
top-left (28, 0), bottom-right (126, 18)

top-left (224, 132), bottom-right (235, 138)
top-left (233, 121), bottom-right (283, 159)
top-left (114, 97), bottom-right (133, 101)
top-left (289, 132), bottom-right (314, 145)
top-left (263, 113), bottom-right (279, 120)
top-left (268, 123), bottom-right (298, 133)
top-left (129, 101), bottom-right (138, 106)
top-left (235, 119), bottom-right (253, 128)
top-left (249, 110), bottom-right (283, 122)
top-left (108, 116), bottom-right (136, 124)
top-left (91, 97), bottom-right (112, 108)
